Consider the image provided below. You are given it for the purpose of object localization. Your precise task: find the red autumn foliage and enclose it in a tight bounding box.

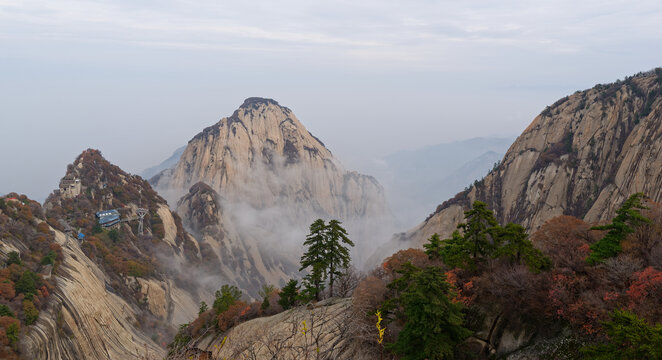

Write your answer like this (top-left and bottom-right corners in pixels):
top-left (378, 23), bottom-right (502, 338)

top-left (380, 248), bottom-right (434, 279)
top-left (36, 222), bottom-right (51, 234)
top-left (627, 266), bottom-right (662, 322)
top-left (353, 275), bottom-right (387, 311)
top-left (217, 301), bottom-right (249, 332)
top-left (39, 286), bottom-right (49, 298)
top-left (445, 270), bottom-right (475, 306)
top-left (0, 281), bottom-right (15, 301)
top-left (189, 310), bottom-right (215, 338)
top-left (531, 215), bottom-right (596, 272)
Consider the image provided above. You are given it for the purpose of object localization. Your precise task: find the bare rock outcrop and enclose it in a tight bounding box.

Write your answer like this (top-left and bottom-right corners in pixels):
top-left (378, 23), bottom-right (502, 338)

top-left (167, 298), bottom-right (377, 360)
top-left (20, 229), bottom-right (165, 360)
top-left (373, 69), bottom-right (662, 263)
top-left (153, 98), bottom-right (393, 294)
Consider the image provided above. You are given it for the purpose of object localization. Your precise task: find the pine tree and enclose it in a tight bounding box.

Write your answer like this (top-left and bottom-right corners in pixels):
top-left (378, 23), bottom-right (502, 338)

top-left (259, 284), bottom-right (276, 310)
top-left (324, 219), bottom-right (354, 297)
top-left (581, 310), bottom-right (662, 359)
top-left (493, 223), bottom-right (550, 273)
top-left (278, 279), bottom-right (300, 310)
top-left (300, 219), bottom-right (328, 301)
top-left (386, 264), bottom-right (471, 360)
top-left (587, 193), bottom-right (649, 264)
top-left (423, 233), bottom-right (444, 260)
top-left (213, 285), bottom-right (242, 314)
top-left (438, 231), bottom-right (474, 269)
top-left (458, 201), bottom-right (498, 260)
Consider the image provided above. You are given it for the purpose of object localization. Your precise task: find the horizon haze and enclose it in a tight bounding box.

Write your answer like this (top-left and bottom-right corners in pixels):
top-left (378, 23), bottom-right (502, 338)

top-left (1, 0), bottom-right (661, 204)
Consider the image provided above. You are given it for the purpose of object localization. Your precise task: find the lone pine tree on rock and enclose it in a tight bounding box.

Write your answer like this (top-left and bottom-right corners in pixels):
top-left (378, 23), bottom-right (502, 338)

top-left (300, 219), bottom-right (354, 300)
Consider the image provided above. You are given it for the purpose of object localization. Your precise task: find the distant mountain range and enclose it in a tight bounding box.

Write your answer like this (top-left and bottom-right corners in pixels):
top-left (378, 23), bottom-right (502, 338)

top-left (369, 137), bottom-right (514, 229)
top-left (141, 145), bottom-right (186, 180)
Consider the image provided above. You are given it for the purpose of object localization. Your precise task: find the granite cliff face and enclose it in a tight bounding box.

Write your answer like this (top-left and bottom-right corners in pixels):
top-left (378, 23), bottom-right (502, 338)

top-left (175, 182), bottom-right (296, 295)
top-left (374, 69), bottom-right (662, 262)
top-left (10, 150), bottom-right (208, 360)
top-left (153, 98), bottom-right (392, 292)
top-left (20, 229), bottom-right (166, 360)
top-left (152, 98), bottom-right (384, 216)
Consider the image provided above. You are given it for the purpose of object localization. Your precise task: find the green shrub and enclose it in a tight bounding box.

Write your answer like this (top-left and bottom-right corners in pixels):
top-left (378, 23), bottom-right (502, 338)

top-left (213, 285), bottom-right (242, 314)
top-left (7, 321), bottom-right (19, 346)
top-left (23, 300), bottom-right (39, 325)
top-left (6, 251), bottom-right (22, 266)
top-left (15, 270), bottom-right (40, 297)
top-left (278, 279), bottom-right (299, 310)
top-left (108, 229), bottom-right (120, 243)
top-left (41, 250), bottom-right (57, 265)
top-left (0, 304), bottom-right (14, 318)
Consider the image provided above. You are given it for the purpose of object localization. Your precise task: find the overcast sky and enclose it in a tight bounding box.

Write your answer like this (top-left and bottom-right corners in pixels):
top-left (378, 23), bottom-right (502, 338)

top-left (1, 0), bottom-right (661, 202)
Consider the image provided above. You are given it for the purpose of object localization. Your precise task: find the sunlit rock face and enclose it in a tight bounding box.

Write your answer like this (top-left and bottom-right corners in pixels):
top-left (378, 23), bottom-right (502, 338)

top-left (372, 70), bottom-right (662, 265)
top-left (153, 98), bottom-right (393, 294)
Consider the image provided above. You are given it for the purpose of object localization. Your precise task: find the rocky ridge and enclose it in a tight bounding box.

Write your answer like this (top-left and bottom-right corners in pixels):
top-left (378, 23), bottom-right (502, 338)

top-left (20, 229), bottom-right (166, 359)
top-left (373, 68), bottom-right (662, 263)
top-left (10, 149), bottom-right (210, 359)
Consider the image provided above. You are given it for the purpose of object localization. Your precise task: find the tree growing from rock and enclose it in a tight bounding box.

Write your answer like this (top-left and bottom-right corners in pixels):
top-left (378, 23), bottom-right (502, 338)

top-left (300, 219), bottom-right (328, 301)
top-left (278, 279), bottom-right (299, 310)
top-left (325, 220), bottom-right (354, 297)
top-left (300, 219), bottom-right (355, 300)
top-left (587, 193), bottom-right (649, 264)
top-left (213, 285), bottom-right (242, 315)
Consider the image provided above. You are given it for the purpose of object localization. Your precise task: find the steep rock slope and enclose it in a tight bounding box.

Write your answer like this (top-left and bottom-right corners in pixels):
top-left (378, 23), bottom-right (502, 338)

top-left (20, 229), bottom-right (166, 359)
top-left (13, 149), bottom-right (210, 359)
top-left (375, 69), bottom-right (662, 261)
top-left (175, 182), bottom-right (295, 294)
top-left (152, 98), bottom-right (392, 292)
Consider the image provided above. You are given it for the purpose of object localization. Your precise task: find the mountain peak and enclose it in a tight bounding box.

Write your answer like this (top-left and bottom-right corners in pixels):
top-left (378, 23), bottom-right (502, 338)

top-left (239, 97), bottom-right (281, 109)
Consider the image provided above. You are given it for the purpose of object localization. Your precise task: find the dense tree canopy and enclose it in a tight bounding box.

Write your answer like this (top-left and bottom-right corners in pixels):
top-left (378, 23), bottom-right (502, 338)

top-left (581, 310), bottom-right (662, 359)
top-left (426, 201), bottom-right (549, 272)
top-left (383, 263), bottom-right (471, 360)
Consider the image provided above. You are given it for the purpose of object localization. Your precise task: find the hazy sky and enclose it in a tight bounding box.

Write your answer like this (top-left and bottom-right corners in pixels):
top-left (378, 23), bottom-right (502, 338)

top-left (1, 0), bottom-right (661, 202)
